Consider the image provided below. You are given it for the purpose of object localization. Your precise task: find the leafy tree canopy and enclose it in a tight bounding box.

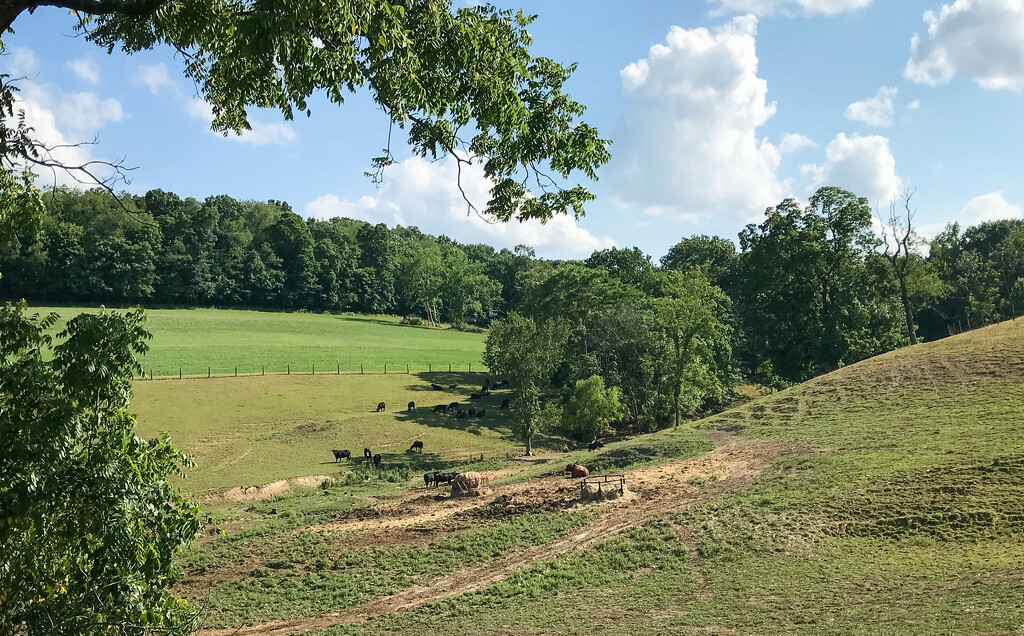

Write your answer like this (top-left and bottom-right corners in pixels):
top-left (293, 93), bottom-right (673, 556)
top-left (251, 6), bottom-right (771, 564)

top-left (1, 0), bottom-right (610, 223)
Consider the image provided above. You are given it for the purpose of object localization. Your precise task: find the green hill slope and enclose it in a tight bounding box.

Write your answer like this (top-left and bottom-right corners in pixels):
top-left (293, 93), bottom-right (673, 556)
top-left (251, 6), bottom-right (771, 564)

top-left (315, 319), bottom-right (1024, 635)
top-left (30, 307), bottom-right (486, 376)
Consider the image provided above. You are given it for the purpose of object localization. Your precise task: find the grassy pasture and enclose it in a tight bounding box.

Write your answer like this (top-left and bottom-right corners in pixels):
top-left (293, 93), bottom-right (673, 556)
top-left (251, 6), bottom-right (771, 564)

top-left (293, 320), bottom-right (1024, 635)
top-left (28, 306), bottom-right (486, 376)
top-left (132, 371), bottom-right (518, 493)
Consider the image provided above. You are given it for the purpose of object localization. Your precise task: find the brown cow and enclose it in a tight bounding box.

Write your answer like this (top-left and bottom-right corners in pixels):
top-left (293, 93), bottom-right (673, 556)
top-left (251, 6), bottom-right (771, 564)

top-left (565, 463), bottom-right (589, 478)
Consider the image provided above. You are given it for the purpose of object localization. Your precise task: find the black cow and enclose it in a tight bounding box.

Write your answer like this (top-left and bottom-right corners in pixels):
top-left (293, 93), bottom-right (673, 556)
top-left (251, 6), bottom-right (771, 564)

top-left (373, 453), bottom-right (382, 467)
top-left (476, 409), bottom-right (486, 418)
top-left (434, 472), bottom-right (457, 486)
top-left (430, 383), bottom-right (444, 390)
top-left (332, 449), bottom-right (351, 462)
top-left (468, 407), bottom-right (477, 416)
top-left (433, 404), bottom-right (447, 413)
top-left (410, 440), bottom-right (424, 452)
top-left (449, 384), bottom-right (457, 389)
top-left (448, 401), bottom-right (459, 412)
top-left (407, 401), bottom-right (416, 411)
top-left (587, 440), bottom-right (606, 451)
top-left (456, 409), bottom-right (466, 419)
top-left (469, 390), bottom-right (490, 400)
top-left (376, 401), bottom-right (386, 412)
top-left (500, 398), bottom-right (510, 409)
top-left (424, 472), bottom-right (436, 487)
top-left (364, 447), bottom-right (372, 460)
top-left (481, 378), bottom-right (490, 390)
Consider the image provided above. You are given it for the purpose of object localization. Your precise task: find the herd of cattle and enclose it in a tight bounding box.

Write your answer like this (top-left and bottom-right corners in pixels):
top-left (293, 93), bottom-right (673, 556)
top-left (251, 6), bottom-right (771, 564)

top-left (328, 377), bottom-right (608, 491)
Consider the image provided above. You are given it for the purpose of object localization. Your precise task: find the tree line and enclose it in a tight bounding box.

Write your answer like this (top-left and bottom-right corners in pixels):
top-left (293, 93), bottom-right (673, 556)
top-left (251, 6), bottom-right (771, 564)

top-left (5, 184), bottom-right (1024, 438)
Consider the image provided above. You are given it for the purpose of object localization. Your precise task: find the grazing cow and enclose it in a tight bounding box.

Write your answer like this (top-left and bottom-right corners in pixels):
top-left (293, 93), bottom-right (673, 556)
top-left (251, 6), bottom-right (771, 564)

top-left (468, 407), bottom-right (477, 417)
top-left (433, 404), bottom-right (447, 413)
top-left (424, 472), bottom-right (436, 487)
top-left (449, 384), bottom-right (457, 389)
top-left (410, 440), bottom-right (424, 452)
top-left (469, 390), bottom-right (490, 400)
top-left (565, 463), bottom-right (589, 478)
top-left (364, 448), bottom-right (372, 460)
top-left (430, 383), bottom-right (444, 391)
top-left (448, 401), bottom-right (459, 412)
top-left (481, 378), bottom-right (490, 391)
top-left (587, 440), bottom-right (605, 451)
top-left (434, 472), bottom-right (457, 486)
top-left (407, 401), bottom-right (416, 411)
top-left (376, 401), bottom-right (386, 412)
top-left (500, 398), bottom-right (510, 409)
top-left (475, 409), bottom-right (486, 418)
top-left (373, 453), bottom-right (382, 467)
top-left (332, 449), bottom-right (351, 462)
top-left (456, 409), bottom-right (467, 420)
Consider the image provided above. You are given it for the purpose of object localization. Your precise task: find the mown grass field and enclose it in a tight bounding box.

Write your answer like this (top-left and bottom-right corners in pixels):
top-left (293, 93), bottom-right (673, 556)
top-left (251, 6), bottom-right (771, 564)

top-left (132, 372), bottom-right (519, 493)
top-left (178, 319), bottom-right (1024, 635)
top-left (29, 306), bottom-right (486, 376)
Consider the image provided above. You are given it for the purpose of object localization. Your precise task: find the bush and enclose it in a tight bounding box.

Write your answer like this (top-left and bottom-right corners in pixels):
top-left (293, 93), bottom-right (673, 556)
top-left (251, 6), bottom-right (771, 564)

top-left (341, 462), bottom-right (411, 485)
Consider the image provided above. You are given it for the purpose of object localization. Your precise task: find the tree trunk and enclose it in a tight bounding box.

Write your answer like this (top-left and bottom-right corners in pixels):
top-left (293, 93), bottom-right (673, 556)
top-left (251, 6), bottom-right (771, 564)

top-left (673, 386), bottom-right (680, 428)
top-left (524, 437), bottom-right (533, 456)
top-left (897, 271), bottom-right (918, 345)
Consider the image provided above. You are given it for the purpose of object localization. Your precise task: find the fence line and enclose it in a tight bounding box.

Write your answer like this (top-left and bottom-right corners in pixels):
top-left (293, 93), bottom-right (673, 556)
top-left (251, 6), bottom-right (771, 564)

top-left (137, 362), bottom-right (488, 381)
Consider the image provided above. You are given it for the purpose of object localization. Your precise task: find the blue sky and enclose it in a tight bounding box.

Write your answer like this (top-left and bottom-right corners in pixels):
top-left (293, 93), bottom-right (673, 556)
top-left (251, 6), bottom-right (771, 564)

top-left (7, 0), bottom-right (1024, 259)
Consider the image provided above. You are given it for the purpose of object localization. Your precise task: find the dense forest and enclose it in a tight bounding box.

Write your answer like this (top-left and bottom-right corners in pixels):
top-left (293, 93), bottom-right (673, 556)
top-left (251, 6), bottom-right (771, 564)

top-left (4, 185), bottom-right (1024, 430)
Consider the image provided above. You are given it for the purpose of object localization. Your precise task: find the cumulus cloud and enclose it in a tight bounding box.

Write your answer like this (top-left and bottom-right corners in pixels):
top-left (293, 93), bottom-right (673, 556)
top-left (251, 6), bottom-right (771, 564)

top-left (304, 157), bottom-right (615, 259)
top-left (710, 0), bottom-right (871, 16)
top-left (958, 192), bottom-right (1023, 225)
top-left (138, 63), bottom-right (173, 93)
top-left (779, 132), bottom-right (816, 154)
top-left (6, 46), bottom-right (40, 76)
top-left (844, 86), bottom-right (897, 127)
top-left (21, 83), bottom-right (123, 139)
top-left (801, 133), bottom-right (902, 204)
top-left (186, 98), bottom-right (297, 146)
top-left (66, 58), bottom-right (101, 84)
top-left (611, 16), bottom-right (789, 224)
top-left (905, 0), bottom-right (1024, 90)
top-left (9, 55), bottom-right (124, 188)
top-left (907, 100), bottom-right (922, 110)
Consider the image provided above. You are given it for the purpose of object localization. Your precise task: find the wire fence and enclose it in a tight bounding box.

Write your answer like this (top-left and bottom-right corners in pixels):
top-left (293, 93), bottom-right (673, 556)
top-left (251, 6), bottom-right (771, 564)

top-left (136, 362), bottom-right (489, 380)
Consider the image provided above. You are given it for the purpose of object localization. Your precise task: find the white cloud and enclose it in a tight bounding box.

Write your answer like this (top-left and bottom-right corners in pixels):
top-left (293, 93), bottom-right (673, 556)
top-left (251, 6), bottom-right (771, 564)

top-left (21, 82), bottom-right (123, 139)
top-left (138, 63), bottom-right (173, 93)
top-left (844, 86), bottom-right (897, 127)
top-left (905, 0), bottom-right (1024, 90)
top-left (907, 100), bottom-right (921, 110)
top-left (66, 58), bottom-right (100, 84)
top-left (14, 85), bottom-right (123, 188)
top-left (801, 133), bottom-right (902, 204)
top-left (5, 46), bottom-right (39, 77)
top-left (779, 132), bottom-right (816, 154)
top-left (611, 16), bottom-right (790, 224)
top-left (958, 192), bottom-right (1022, 225)
top-left (186, 98), bottom-right (296, 146)
top-left (918, 191), bottom-right (1023, 238)
top-left (710, 0), bottom-right (871, 16)
top-left (304, 157), bottom-right (615, 259)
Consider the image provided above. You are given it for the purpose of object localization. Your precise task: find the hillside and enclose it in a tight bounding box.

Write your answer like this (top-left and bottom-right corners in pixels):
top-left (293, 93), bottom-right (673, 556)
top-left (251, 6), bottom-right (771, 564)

top-left (178, 319), bottom-right (1024, 634)
top-left (30, 307), bottom-right (486, 376)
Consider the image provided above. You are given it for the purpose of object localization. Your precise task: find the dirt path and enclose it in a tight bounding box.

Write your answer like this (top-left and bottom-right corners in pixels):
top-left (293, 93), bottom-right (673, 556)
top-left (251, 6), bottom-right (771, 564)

top-left (197, 433), bottom-right (779, 636)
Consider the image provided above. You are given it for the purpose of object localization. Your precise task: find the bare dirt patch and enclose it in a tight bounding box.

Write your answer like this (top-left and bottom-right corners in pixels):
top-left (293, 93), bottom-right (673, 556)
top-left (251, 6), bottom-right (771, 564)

top-left (197, 432), bottom-right (781, 636)
top-left (209, 475), bottom-right (330, 503)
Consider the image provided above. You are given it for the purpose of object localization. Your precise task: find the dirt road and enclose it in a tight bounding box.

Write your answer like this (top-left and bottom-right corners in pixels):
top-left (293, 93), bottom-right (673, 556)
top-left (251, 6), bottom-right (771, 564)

top-left (197, 432), bottom-right (779, 636)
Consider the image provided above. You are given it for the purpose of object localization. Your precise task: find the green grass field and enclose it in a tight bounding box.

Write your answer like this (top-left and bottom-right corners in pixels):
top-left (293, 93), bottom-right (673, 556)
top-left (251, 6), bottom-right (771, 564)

top-left (172, 318), bottom-right (1024, 635)
top-left (29, 306), bottom-right (486, 376)
top-left (133, 371), bottom-right (520, 493)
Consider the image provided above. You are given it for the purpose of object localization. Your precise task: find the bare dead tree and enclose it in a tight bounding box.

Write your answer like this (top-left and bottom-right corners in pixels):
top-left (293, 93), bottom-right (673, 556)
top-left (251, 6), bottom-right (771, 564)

top-left (879, 186), bottom-right (919, 345)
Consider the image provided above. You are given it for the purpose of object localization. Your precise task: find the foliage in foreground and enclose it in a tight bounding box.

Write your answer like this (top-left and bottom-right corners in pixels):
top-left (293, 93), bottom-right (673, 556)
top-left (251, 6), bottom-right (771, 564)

top-left (0, 303), bottom-right (201, 635)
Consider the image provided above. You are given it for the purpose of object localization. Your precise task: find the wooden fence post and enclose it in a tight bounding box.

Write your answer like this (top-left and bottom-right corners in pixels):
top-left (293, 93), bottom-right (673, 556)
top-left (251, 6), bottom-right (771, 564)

top-left (287, 364), bottom-right (290, 375)
top-left (235, 366), bottom-right (237, 377)
top-left (360, 364), bottom-right (363, 374)
top-left (313, 364), bottom-right (315, 375)
top-left (208, 367), bottom-right (211, 378)
top-left (384, 363), bottom-right (387, 374)
top-left (262, 365), bottom-right (265, 376)
top-left (179, 368), bottom-right (181, 379)
top-left (337, 364), bottom-right (340, 375)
